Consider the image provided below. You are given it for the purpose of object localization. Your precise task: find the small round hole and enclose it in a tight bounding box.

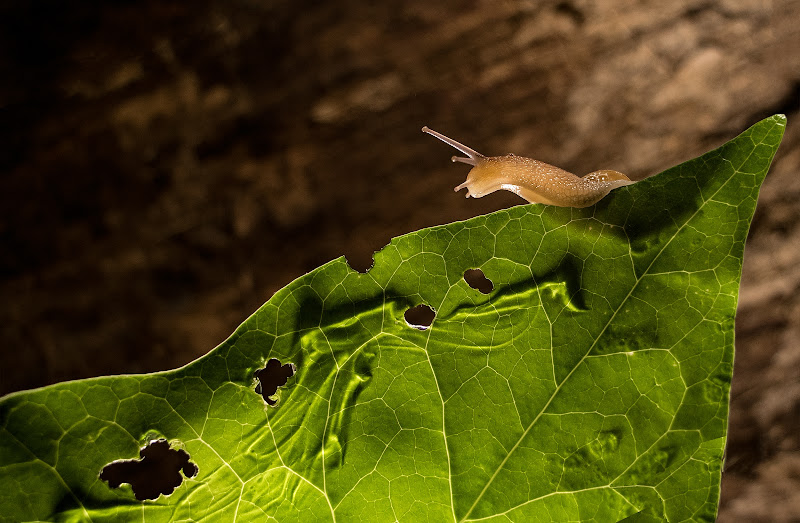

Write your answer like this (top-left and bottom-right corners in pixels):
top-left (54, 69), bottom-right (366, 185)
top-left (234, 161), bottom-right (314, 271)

top-left (464, 268), bottom-right (493, 294)
top-left (404, 304), bottom-right (436, 330)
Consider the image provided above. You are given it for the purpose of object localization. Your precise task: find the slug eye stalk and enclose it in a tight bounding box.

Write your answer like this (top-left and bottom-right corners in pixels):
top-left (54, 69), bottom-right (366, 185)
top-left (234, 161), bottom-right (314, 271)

top-left (422, 126), bottom-right (485, 166)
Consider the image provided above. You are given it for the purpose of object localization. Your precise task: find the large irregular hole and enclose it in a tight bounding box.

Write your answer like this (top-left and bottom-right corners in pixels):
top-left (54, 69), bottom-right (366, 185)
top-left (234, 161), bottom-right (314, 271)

top-left (404, 304), bottom-right (436, 330)
top-left (254, 358), bottom-right (296, 406)
top-left (99, 439), bottom-right (198, 500)
top-left (464, 268), bottom-right (493, 294)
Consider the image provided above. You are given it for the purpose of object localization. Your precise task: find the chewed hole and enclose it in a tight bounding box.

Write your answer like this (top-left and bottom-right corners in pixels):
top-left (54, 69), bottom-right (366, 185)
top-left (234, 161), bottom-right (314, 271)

top-left (345, 234), bottom-right (393, 273)
top-left (464, 268), bottom-right (493, 294)
top-left (254, 358), bottom-right (296, 407)
top-left (404, 304), bottom-right (436, 330)
top-left (345, 252), bottom-right (375, 274)
top-left (99, 439), bottom-right (198, 500)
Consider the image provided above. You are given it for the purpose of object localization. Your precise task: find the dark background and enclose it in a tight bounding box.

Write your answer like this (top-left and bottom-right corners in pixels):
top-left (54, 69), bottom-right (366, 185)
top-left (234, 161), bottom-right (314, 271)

top-left (2, 1), bottom-right (799, 520)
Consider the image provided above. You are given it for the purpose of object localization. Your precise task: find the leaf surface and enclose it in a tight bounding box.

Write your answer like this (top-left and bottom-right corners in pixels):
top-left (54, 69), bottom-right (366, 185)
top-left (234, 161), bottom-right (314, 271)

top-left (0, 115), bottom-right (786, 522)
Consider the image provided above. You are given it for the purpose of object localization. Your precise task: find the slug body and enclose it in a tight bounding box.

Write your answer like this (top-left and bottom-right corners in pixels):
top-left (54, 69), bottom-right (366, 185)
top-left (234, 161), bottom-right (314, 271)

top-left (422, 126), bottom-right (634, 208)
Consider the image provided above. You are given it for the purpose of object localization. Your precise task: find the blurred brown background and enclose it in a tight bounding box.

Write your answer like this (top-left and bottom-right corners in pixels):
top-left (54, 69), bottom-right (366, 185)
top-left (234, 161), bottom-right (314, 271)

top-left (1, 1), bottom-right (799, 520)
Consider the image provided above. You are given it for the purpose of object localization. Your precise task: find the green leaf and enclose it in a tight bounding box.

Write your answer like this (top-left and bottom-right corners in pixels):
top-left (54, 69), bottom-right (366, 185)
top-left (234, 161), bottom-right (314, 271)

top-left (0, 115), bottom-right (785, 522)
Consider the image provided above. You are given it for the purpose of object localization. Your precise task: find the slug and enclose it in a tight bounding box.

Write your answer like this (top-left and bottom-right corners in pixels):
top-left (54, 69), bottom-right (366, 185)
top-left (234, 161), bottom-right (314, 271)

top-left (422, 126), bottom-right (634, 208)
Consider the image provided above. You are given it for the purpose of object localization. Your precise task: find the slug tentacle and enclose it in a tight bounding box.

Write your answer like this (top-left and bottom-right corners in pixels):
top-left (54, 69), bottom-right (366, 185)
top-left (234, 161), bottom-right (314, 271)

top-left (422, 126), bottom-right (634, 208)
top-left (422, 126), bottom-right (485, 166)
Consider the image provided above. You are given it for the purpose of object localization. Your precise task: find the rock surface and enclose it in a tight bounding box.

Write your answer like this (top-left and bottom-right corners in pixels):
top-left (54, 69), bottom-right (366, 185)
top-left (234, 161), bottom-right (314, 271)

top-left (2, 1), bottom-right (799, 519)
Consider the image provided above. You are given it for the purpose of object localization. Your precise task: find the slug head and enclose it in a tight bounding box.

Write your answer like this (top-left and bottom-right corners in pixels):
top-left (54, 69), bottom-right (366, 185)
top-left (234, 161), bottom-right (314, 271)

top-left (422, 126), bottom-right (497, 198)
top-left (453, 156), bottom-right (515, 199)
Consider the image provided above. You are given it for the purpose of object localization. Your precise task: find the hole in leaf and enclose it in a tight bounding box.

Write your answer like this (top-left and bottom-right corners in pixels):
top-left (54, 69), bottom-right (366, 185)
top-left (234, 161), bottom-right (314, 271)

top-left (345, 252), bottom-right (375, 273)
top-left (254, 358), bottom-right (296, 406)
top-left (464, 268), bottom-right (493, 294)
top-left (404, 304), bottom-right (435, 330)
top-left (99, 439), bottom-right (198, 500)
top-left (345, 233), bottom-right (393, 273)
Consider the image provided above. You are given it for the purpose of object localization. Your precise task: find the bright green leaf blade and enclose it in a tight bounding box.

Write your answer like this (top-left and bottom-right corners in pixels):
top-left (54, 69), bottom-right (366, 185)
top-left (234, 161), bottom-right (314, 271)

top-left (0, 115), bottom-right (786, 522)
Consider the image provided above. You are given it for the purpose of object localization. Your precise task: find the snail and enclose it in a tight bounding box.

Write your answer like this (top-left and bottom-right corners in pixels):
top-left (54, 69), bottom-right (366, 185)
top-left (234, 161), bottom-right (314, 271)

top-left (422, 126), bottom-right (634, 208)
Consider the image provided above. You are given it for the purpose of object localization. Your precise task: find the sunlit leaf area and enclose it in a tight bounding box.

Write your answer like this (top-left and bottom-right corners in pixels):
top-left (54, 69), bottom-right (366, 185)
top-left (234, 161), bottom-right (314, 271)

top-left (0, 116), bottom-right (785, 521)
